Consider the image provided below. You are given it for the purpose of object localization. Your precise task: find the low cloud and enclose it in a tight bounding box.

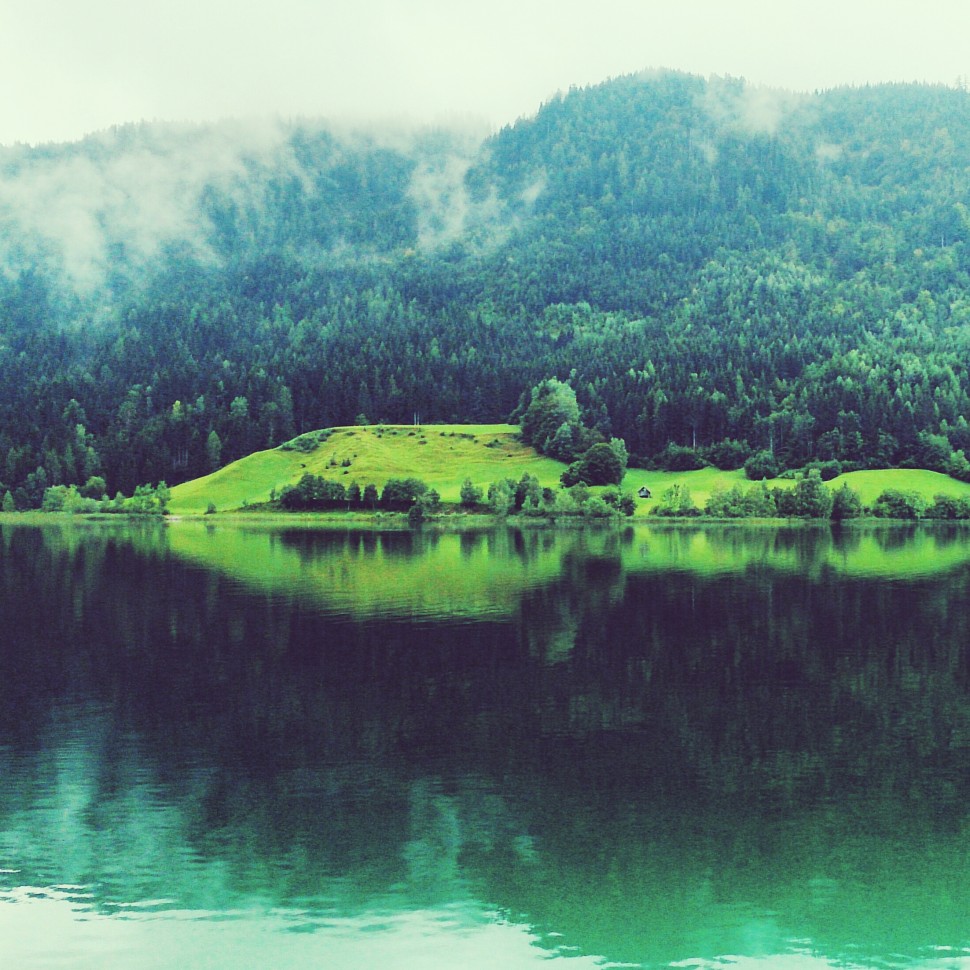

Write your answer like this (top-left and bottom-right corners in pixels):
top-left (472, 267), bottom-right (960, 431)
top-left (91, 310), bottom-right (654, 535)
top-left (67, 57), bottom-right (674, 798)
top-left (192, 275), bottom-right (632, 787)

top-left (0, 118), bottom-right (298, 294)
top-left (0, 116), bottom-right (509, 297)
top-left (700, 76), bottom-right (807, 137)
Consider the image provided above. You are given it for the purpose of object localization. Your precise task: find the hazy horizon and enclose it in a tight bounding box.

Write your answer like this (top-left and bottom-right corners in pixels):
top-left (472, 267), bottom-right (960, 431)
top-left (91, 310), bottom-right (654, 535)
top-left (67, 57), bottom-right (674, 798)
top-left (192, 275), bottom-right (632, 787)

top-left (1, 0), bottom-right (968, 147)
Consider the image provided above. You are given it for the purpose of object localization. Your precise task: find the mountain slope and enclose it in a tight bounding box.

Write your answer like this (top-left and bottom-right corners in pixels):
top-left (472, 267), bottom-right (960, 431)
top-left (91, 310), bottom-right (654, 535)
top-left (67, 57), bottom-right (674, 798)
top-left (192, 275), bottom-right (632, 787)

top-left (3, 72), bottom-right (970, 504)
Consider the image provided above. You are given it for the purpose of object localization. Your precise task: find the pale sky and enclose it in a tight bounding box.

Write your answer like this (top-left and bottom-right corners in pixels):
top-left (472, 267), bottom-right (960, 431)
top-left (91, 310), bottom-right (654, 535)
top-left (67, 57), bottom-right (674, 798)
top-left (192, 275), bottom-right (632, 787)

top-left (1, 0), bottom-right (969, 145)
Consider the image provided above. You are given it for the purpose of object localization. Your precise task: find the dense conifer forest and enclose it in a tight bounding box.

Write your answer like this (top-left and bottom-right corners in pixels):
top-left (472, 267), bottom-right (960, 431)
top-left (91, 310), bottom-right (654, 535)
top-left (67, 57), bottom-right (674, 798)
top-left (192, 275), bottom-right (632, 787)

top-left (2, 71), bottom-right (970, 505)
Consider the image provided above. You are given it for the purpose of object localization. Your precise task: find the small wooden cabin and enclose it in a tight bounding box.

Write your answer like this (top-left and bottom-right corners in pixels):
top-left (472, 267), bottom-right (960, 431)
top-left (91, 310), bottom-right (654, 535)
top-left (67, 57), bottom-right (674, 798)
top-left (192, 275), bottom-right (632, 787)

top-left (637, 486), bottom-right (652, 499)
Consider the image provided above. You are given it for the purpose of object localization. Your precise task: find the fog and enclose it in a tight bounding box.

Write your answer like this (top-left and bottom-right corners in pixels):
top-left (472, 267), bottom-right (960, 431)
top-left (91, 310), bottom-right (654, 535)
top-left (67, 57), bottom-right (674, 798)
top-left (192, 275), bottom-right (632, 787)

top-left (3, 1), bottom-right (968, 148)
top-left (0, 119), bottom-right (297, 292)
top-left (0, 117), bottom-right (496, 296)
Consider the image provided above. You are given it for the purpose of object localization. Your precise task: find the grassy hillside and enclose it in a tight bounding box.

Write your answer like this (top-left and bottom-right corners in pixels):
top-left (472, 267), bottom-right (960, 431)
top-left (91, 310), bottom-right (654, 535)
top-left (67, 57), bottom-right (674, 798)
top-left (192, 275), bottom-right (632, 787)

top-left (169, 423), bottom-right (970, 517)
top-left (169, 424), bottom-right (566, 514)
top-left (170, 422), bottom-right (772, 517)
top-left (830, 468), bottom-right (970, 506)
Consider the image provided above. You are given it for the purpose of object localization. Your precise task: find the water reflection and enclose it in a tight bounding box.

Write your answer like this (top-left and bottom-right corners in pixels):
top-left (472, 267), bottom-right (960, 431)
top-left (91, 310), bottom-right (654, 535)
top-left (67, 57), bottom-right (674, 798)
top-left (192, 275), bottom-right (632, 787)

top-left (0, 521), bottom-right (969, 968)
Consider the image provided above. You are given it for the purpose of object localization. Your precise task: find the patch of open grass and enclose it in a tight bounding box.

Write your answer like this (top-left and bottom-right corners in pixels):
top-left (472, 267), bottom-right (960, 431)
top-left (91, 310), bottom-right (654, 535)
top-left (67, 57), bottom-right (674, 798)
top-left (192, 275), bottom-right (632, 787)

top-left (169, 424), bottom-right (565, 514)
top-left (168, 449), bottom-right (298, 515)
top-left (830, 468), bottom-right (970, 506)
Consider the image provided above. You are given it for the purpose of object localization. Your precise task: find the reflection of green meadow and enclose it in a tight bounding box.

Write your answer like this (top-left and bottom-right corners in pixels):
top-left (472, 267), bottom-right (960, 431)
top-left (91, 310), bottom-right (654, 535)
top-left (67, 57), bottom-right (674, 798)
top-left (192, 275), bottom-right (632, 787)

top-left (620, 522), bottom-right (970, 579)
top-left (165, 522), bottom-right (568, 619)
top-left (163, 522), bottom-right (970, 621)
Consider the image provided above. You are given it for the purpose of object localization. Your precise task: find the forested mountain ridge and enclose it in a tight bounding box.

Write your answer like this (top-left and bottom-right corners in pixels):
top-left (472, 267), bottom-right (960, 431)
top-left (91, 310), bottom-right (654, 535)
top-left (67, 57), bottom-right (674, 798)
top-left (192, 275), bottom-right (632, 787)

top-left (2, 71), bottom-right (970, 504)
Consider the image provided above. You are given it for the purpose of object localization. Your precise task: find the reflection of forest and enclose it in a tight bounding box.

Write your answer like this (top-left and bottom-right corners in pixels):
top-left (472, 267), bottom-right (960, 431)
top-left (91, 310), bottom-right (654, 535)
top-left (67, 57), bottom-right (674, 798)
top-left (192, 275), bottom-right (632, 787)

top-left (0, 710), bottom-right (537, 917)
top-left (1, 522), bottom-right (969, 965)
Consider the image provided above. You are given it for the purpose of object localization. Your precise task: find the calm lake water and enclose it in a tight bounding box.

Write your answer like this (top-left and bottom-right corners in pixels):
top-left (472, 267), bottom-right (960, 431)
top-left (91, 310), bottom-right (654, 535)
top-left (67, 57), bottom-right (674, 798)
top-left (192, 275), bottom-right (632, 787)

top-left (1, 520), bottom-right (969, 969)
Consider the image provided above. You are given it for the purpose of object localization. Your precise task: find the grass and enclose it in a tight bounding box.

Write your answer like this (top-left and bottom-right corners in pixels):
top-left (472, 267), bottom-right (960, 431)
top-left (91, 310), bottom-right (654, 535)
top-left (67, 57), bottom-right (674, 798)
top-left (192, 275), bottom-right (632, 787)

top-left (169, 423), bottom-right (970, 518)
top-left (169, 424), bottom-right (565, 514)
top-left (830, 468), bottom-right (970, 506)
top-left (621, 466), bottom-right (752, 516)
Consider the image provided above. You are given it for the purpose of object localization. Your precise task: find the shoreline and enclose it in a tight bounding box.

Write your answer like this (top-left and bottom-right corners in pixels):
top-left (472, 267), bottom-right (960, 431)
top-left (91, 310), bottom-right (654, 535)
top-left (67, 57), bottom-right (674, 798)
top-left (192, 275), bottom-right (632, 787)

top-left (4, 510), bottom-right (968, 531)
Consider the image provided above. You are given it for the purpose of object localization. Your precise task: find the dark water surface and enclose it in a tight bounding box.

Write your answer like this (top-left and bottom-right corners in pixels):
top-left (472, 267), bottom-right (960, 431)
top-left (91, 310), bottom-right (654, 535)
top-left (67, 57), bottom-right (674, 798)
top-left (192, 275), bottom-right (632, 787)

top-left (1, 520), bottom-right (969, 969)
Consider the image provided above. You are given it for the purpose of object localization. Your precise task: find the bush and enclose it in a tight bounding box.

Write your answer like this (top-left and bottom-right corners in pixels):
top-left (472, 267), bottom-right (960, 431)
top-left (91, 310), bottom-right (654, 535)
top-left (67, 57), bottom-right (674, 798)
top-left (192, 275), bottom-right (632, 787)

top-left (872, 489), bottom-right (926, 519)
top-left (380, 477), bottom-right (428, 510)
top-left (791, 470), bottom-right (834, 518)
top-left (459, 477), bottom-right (483, 507)
top-left (581, 497), bottom-right (615, 518)
top-left (279, 431), bottom-right (327, 453)
top-left (772, 486), bottom-right (798, 517)
top-left (104, 481), bottom-right (171, 515)
top-left (743, 480), bottom-right (777, 517)
top-left (513, 473), bottom-right (542, 509)
top-left (651, 483), bottom-right (701, 517)
top-left (79, 475), bottom-right (107, 500)
top-left (705, 439), bottom-right (752, 470)
top-left (656, 444), bottom-right (707, 472)
top-left (830, 482), bottom-right (863, 520)
top-left (521, 495), bottom-right (547, 517)
top-left (41, 484), bottom-right (100, 514)
top-left (804, 459), bottom-right (843, 481)
top-left (744, 450), bottom-right (780, 480)
top-left (704, 484), bottom-right (748, 518)
top-left (560, 442), bottom-right (626, 487)
top-left (704, 481), bottom-right (778, 518)
top-left (925, 494), bottom-right (970, 519)
top-left (598, 487), bottom-right (636, 516)
top-left (280, 473), bottom-right (347, 510)
top-left (486, 479), bottom-right (515, 515)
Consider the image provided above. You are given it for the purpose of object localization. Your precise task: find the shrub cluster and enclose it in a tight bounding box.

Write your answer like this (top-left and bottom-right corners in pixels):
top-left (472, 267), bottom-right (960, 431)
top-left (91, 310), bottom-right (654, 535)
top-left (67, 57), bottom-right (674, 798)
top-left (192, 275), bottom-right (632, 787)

top-left (873, 490), bottom-right (970, 520)
top-left (278, 473), bottom-right (438, 513)
top-left (650, 472), bottom-right (970, 521)
top-left (39, 480), bottom-right (171, 515)
top-left (652, 471), bottom-right (861, 520)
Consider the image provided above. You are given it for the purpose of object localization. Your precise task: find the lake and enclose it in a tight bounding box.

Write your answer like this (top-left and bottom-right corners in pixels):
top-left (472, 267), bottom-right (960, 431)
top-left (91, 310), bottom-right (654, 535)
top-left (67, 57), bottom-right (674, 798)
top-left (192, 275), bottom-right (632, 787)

top-left (1, 519), bottom-right (968, 969)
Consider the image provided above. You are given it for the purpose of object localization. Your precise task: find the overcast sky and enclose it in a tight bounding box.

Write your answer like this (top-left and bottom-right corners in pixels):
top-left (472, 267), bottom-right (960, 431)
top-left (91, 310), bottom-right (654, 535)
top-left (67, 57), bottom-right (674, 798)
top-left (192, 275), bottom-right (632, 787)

top-left (1, 0), bottom-right (968, 145)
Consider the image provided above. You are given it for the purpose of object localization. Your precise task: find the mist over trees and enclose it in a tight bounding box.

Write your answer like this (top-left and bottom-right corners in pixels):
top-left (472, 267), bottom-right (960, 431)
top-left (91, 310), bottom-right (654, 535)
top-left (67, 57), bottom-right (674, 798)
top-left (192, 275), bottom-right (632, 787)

top-left (2, 72), bottom-right (970, 503)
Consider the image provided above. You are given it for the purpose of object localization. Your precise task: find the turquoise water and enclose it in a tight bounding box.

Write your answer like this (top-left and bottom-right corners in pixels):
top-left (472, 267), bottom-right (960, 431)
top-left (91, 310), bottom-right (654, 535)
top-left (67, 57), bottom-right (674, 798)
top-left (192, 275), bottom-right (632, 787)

top-left (1, 522), bottom-right (968, 968)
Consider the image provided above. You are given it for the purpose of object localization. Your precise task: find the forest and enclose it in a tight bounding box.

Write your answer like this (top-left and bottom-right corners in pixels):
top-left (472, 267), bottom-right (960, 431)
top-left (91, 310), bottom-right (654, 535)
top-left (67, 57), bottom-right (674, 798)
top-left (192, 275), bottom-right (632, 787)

top-left (2, 71), bottom-right (970, 505)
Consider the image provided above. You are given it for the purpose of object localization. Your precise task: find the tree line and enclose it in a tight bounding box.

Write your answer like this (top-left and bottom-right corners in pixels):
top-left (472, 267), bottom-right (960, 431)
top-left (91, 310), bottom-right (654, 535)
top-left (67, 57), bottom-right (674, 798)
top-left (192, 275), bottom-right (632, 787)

top-left (275, 471), bottom-right (636, 523)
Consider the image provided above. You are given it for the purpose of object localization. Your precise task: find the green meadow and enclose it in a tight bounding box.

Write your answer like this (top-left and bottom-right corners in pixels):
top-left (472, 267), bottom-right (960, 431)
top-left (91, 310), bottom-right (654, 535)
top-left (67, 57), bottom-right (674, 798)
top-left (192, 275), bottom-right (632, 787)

top-left (168, 424), bottom-right (564, 514)
top-left (168, 423), bottom-right (970, 518)
top-left (828, 467), bottom-right (970, 506)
